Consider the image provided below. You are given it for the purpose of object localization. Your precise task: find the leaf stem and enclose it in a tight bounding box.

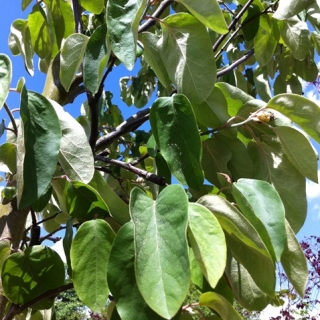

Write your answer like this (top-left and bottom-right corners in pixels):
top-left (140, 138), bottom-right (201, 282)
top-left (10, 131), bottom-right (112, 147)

top-left (3, 103), bottom-right (17, 136)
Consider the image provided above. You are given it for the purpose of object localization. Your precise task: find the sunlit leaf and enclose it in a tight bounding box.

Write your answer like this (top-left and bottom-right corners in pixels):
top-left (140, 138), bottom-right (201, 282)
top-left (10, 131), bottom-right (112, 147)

top-left (0, 143), bottom-right (16, 174)
top-left (79, 0), bottom-right (104, 14)
top-left (0, 54), bottom-right (11, 109)
top-left (273, 0), bottom-right (314, 20)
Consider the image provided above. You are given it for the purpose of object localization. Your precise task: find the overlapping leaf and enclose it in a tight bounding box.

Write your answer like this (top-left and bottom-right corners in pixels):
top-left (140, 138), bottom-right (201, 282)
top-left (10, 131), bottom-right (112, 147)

top-left (150, 94), bottom-right (204, 189)
top-left (130, 186), bottom-right (190, 319)
top-left (0, 54), bottom-right (11, 109)
top-left (0, 143), bottom-right (16, 174)
top-left (17, 88), bottom-right (61, 209)
top-left (71, 219), bottom-right (115, 311)
top-left (273, 0), bottom-right (314, 20)
top-left (79, 0), bottom-right (104, 14)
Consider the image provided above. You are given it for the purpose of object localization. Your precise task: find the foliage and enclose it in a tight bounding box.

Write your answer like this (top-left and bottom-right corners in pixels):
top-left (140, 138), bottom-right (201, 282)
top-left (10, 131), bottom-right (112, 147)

top-left (0, 0), bottom-right (319, 319)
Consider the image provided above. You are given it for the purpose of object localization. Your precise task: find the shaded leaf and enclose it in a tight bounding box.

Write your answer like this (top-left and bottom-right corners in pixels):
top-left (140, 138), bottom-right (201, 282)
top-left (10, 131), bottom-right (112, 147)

top-left (0, 143), bottom-right (16, 174)
top-left (130, 186), bottom-right (190, 319)
top-left (2, 246), bottom-right (64, 309)
top-left (60, 34), bottom-right (89, 92)
top-left (63, 218), bottom-right (73, 277)
top-left (0, 54), bottom-right (11, 109)
top-left (79, 0), bottom-right (104, 14)
top-left (106, 0), bottom-right (146, 70)
top-left (42, 202), bottom-right (61, 233)
top-left (159, 13), bottom-right (216, 103)
top-left (188, 203), bottom-right (226, 289)
top-left (150, 94), bottom-right (204, 189)
top-left (71, 219), bottom-right (115, 311)
top-left (17, 88), bottom-right (61, 209)
top-left (50, 99), bottom-right (94, 183)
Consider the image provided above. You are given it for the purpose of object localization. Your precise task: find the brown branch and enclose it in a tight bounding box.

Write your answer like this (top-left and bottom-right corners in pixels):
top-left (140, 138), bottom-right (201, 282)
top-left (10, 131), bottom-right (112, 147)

top-left (4, 283), bottom-right (74, 320)
top-left (95, 155), bottom-right (167, 186)
top-left (3, 103), bottom-right (17, 135)
top-left (95, 107), bottom-right (151, 152)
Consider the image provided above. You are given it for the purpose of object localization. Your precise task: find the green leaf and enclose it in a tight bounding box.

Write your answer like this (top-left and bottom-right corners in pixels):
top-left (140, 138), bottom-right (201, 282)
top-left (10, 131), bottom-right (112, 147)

top-left (22, 0), bottom-right (33, 11)
top-left (226, 254), bottom-right (270, 311)
top-left (65, 181), bottom-right (109, 220)
top-left (281, 220), bottom-right (308, 297)
top-left (50, 99), bottom-right (94, 183)
top-left (273, 126), bottom-right (318, 183)
top-left (31, 184), bottom-right (52, 212)
top-left (89, 170), bottom-right (130, 225)
top-left (254, 15), bottom-right (277, 67)
top-left (197, 195), bottom-right (276, 296)
top-left (130, 186), bottom-right (190, 319)
top-left (71, 219), bottom-right (115, 311)
top-left (0, 54), bottom-right (12, 109)
top-left (159, 13), bottom-right (217, 103)
top-left (139, 32), bottom-right (171, 88)
top-left (201, 137), bottom-right (232, 187)
top-left (273, 0), bottom-right (314, 20)
top-left (60, 34), bottom-right (89, 92)
top-left (188, 203), bottom-right (226, 289)
top-left (84, 24), bottom-right (110, 94)
top-left (248, 138), bottom-right (306, 233)
top-left (268, 93), bottom-right (320, 144)
top-left (107, 223), bottom-right (165, 320)
top-left (199, 292), bottom-right (242, 320)
top-left (106, 0), bottom-right (147, 70)
top-left (241, 4), bottom-right (261, 42)
top-left (2, 246), bottom-right (65, 309)
top-left (17, 88), bottom-right (61, 209)
top-left (10, 19), bottom-right (34, 75)
top-left (79, 0), bottom-right (104, 14)
top-left (42, 203), bottom-right (61, 233)
top-left (293, 52), bottom-right (318, 82)
top-left (63, 218), bottom-right (73, 277)
top-left (273, 74), bottom-right (302, 95)
top-left (0, 143), bottom-right (16, 174)
top-left (278, 18), bottom-right (310, 60)
top-left (232, 179), bottom-right (286, 262)
top-left (253, 67), bottom-right (272, 102)
top-left (175, 0), bottom-right (228, 34)
top-left (150, 94), bottom-right (204, 189)
top-left (28, 4), bottom-right (52, 59)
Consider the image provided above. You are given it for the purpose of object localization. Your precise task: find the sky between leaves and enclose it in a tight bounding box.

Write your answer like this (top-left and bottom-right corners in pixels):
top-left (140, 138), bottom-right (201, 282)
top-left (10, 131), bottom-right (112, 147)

top-left (0, 3), bottom-right (319, 240)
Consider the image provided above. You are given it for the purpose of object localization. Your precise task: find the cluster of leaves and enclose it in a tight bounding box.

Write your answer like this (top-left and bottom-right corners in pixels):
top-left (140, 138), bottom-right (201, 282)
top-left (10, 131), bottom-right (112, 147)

top-left (0, 0), bottom-right (320, 320)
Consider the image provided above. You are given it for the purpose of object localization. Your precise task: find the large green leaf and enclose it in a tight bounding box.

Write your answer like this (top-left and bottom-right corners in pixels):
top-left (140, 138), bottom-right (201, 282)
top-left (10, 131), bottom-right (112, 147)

top-left (248, 138), bottom-right (306, 233)
top-left (17, 88), bottom-right (61, 209)
top-left (107, 223), bottom-right (165, 320)
top-left (60, 34), bottom-right (89, 92)
top-left (197, 195), bottom-right (276, 296)
top-left (65, 181), bottom-right (109, 220)
top-left (278, 18), bottom-right (310, 60)
top-left (199, 292), bottom-right (242, 320)
top-left (188, 203), bottom-right (226, 289)
top-left (2, 246), bottom-right (65, 309)
top-left (273, 126), bottom-right (318, 183)
top-left (9, 19), bottom-right (34, 75)
top-left (0, 54), bottom-right (11, 109)
top-left (79, 0), bottom-right (104, 14)
top-left (84, 24), bottom-right (110, 94)
top-left (130, 186), bottom-right (190, 319)
top-left (28, 4), bottom-right (52, 59)
top-left (106, 0), bottom-right (146, 70)
top-left (273, 0), bottom-right (314, 20)
top-left (50, 99), bottom-right (94, 183)
top-left (150, 94), bottom-right (203, 189)
top-left (71, 219), bottom-right (115, 311)
top-left (254, 15), bottom-right (277, 67)
top-left (281, 220), bottom-right (308, 297)
top-left (139, 32), bottom-right (171, 88)
top-left (226, 254), bottom-right (271, 311)
top-left (159, 13), bottom-right (216, 103)
top-left (175, 0), bottom-right (228, 34)
top-left (232, 179), bottom-right (286, 262)
top-left (268, 93), bottom-right (320, 145)
top-left (89, 170), bottom-right (130, 225)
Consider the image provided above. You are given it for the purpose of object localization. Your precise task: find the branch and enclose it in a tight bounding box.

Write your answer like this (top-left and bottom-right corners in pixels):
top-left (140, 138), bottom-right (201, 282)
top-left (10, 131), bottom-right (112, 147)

top-left (95, 155), bottom-right (167, 186)
top-left (72, 0), bottom-right (82, 33)
top-left (3, 103), bottom-right (17, 135)
top-left (213, 0), bottom-right (255, 52)
top-left (216, 49), bottom-right (254, 78)
top-left (95, 107), bottom-right (151, 152)
top-left (4, 283), bottom-right (74, 320)
top-left (138, 0), bottom-right (174, 33)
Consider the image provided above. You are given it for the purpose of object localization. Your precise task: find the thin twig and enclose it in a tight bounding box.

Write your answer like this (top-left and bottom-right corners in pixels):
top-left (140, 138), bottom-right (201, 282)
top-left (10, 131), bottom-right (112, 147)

top-left (95, 107), bottom-right (151, 152)
top-left (72, 0), bottom-right (82, 33)
top-left (130, 153), bottom-right (150, 166)
top-left (95, 155), bottom-right (167, 186)
top-left (3, 103), bottom-right (17, 135)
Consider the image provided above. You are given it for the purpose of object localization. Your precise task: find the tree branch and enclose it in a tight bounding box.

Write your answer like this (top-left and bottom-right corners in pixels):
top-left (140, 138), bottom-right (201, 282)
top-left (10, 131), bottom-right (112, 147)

top-left (95, 155), bottom-right (167, 186)
top-left (138, 0), bottom-right (174, 33)
top-left (3, 103), bottom-right (17, 135)
top-left (95, 107), bottom-right (151, 152)
top-left (216, 49), bottom-right (254, 78)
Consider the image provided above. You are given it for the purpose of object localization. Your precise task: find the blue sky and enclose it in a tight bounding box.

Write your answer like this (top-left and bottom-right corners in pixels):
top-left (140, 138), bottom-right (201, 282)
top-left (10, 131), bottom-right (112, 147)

top-left (0, 3), bottom-right (319, 240)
